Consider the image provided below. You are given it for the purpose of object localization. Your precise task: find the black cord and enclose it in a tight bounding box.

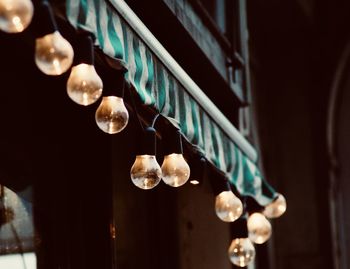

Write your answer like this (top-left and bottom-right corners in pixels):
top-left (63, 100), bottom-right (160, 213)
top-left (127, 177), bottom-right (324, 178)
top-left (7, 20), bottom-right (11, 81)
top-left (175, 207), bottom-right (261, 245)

top-left (120, 76), bottom-right (125, 98)
top-left (242, 196), bottom-right (248, 216)
top-left (126, 83), bottom-right (145, 132)
top-left (151, 113), bottom-right (161, 128)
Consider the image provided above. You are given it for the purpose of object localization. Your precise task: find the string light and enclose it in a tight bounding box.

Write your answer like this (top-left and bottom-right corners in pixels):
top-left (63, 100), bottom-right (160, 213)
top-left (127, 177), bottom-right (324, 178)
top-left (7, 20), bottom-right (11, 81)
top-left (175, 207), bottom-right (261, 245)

top-left (95, 70), bottom-right (129, 134)
top-left (95, 96), bottom-right (129, 134)
top-left (161, 129), bottom-right (190, 187)
top-left (263, 193), bottom-right (287, 218)
top-left (0, 0), bottom-right (33, 33)
top-left (130, 127), bottom-right (162, 189)
top-left (67, 33), bottom-right (103, 106)
top-left (211, 176), bottom-right (242, 222)
top-left (34, 1), bottom-right (73, 75)
top-left (215, 191), bottom-right (243, 222)
top-left (247, 212), bottom-right (272, 244)
top-left (228, 218), bottom-right (256, 267)
top-left (0, 0), bottom-right (286, 264)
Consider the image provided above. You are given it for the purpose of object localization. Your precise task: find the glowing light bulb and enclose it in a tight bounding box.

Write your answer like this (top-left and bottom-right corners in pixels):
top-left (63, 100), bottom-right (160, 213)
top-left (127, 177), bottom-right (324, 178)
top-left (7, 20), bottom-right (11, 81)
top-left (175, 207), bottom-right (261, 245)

top-left (161, 153), bottom-right (190, 187)
top-left (215, 191), bottom-right (243, 222)
top-left (263, 193), bottom-right (287, 218)
top-left (95, 96), bottom-right (129, 134)
top-left (228, 238), bottom-right (256, 267)
top-left (67, 64), bottom-right (103, 106)
top-left (130, 155), bottom-right (162, 190)
top-left (0, 0), bottom-right (33, 33)
top-left (247, 212), bottom-right (272, 244)
top-left (35, 31), bottom-right (74, 75)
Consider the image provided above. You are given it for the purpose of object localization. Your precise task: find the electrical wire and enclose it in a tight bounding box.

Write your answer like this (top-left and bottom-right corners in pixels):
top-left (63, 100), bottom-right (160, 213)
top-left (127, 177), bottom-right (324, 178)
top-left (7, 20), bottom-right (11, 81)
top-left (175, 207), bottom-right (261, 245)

top-left (126, 84), bottom-right (145, 132)
top-left (151, 113), bottom-right (161, 128)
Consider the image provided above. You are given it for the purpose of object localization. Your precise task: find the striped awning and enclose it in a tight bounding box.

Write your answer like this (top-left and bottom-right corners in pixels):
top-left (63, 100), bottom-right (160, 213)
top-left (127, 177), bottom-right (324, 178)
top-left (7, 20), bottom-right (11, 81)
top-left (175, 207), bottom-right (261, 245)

top-left (66, 0), bottom-right (277, 205)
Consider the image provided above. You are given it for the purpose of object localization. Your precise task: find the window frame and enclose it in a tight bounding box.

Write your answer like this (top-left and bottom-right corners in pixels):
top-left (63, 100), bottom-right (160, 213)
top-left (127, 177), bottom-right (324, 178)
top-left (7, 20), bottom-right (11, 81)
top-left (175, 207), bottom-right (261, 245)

top-left (189, 0), bottom-right (250, 102)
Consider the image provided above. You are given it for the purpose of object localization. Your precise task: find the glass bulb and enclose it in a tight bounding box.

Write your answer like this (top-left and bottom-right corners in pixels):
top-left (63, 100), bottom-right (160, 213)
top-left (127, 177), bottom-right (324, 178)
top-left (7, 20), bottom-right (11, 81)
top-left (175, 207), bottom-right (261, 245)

top-left (161, 153), bottom-right (190, 187)
top-left (215, 191), bottom-right (243, 222)
top-left (35, 31), bottom-right (74, 75)
top-left (0, 0), bottom-right (33, 33)
top-left (263, 193), bottom-right (287, 218)
top-left (67, 64), bottom-right (103, 106)
top-left (228, 238), bottom-right (256, 267)
top-left (95, 96), bottom-right (129, 134)
top-left (247, 212), bottom-right (272, 244)
top-left (130, 155), bottom-right (162, 190)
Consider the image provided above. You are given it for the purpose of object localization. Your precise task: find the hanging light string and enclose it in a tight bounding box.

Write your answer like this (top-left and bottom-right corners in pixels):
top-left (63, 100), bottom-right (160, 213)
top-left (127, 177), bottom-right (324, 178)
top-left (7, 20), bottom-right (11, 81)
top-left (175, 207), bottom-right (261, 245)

top-left (0, 0), bottom-right (285, 216)
top-left (228, 216), bottom-right (256, 267)
top-left (130, 125), bottom-right (162, 190)
top-left (209, 167), bottom-right (243, 223)
top-left (244, 196), bottom-right (273, 245)
top-left (0, 3), bottom-right (288, 269)
top-left (67, 31), bottom-right (103, 106)
top-left (263, 193), bottom-right (287, 218)
top-left (0, 3), bottom-right (287, 267)
top-left (0, 1), bottom-right (287, 215)
top-left (0, 0), bottom-right (33, 33)
top-left (33, 0), bottom-right (74, 76)
top-left (95, 67), bottom-right (129, 134)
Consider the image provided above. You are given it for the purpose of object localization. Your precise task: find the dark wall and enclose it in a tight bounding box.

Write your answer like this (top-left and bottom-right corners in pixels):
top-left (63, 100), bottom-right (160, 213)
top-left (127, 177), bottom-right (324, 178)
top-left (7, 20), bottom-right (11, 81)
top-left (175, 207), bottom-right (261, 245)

top-left (247, 1), bottom-right (350, 269)
top-left (0, 31), bottom-right (113, 269)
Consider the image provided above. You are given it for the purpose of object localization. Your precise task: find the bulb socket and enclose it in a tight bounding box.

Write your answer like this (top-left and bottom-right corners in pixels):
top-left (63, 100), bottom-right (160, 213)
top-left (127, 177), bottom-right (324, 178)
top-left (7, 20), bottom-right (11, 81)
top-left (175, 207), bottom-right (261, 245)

top-left (163, 129), bottom-right (183, 156)
top-left (102, 70), bottom-right (126, 98)
top-left (73, 32), bottom-right (94, 66)
top-left (245, 196), bottom-right (265, 214)
top-left (230, 217), bottom-right (248, 238)
top-left (34, 1), bottom-right (58, 38)
top-left (211, 174), bottom-right (231, 196)
top-left (137, 127), bottom-right (157, 156)
top-left (188, 156), bottom-right (207, 184)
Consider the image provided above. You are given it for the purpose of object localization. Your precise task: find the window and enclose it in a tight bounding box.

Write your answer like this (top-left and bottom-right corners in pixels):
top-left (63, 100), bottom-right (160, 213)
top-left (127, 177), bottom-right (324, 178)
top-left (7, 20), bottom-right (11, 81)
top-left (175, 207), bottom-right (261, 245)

top-left (195, 0), bottom-right (248, 101)
top-left (0, 186), bottom-right (36, 269)
top-left (199, 0), bottom-right (227, 34)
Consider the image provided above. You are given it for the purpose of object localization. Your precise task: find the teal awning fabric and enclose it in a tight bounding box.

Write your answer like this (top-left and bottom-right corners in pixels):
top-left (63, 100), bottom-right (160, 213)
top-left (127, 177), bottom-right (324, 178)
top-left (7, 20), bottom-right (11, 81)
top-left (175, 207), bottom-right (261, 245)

top-left (66, 0), bottom-right (277, 205)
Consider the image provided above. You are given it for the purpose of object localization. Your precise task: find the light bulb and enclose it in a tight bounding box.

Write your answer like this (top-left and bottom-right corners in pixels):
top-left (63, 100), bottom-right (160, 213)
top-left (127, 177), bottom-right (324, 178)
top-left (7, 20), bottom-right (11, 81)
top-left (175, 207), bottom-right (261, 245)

top-left (161, 153), bottom-right (190, 187)
top-left (35, 31), bottom-right (74, 75)
top-left (95, 96), bottom-right (129, 134)
top-left (228, 238), bottom-right (256, 267)
top-left (67, 64), bottom-right (103, 106)
top-left (263, 193), bottom-right (287, 218)
top-left (215, 191), bottom-right (243, 222)
top-left (0, 0), bottom-right (33, 33)
top-left (247, 212), bottom-right (272, 244)
top-left (130, 155), bottom-right (162, 190)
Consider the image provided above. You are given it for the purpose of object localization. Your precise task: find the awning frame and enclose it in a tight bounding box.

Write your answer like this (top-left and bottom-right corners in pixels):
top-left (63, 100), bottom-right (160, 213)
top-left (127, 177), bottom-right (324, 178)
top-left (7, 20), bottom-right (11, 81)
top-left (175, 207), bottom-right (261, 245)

top-left (107, 0), bottom-right (258, 162)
